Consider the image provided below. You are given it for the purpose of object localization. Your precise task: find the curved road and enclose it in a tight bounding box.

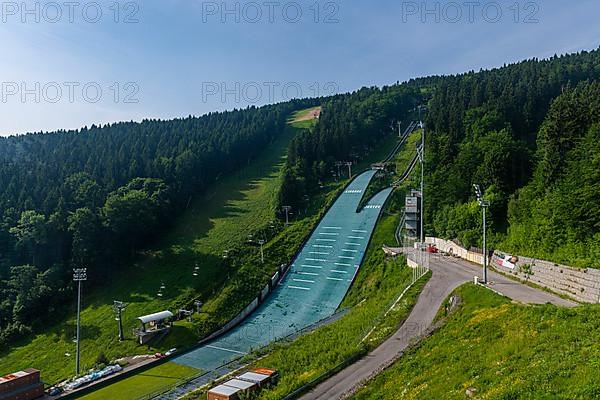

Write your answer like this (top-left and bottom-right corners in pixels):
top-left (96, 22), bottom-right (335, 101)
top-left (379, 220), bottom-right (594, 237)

top-left (300, 254), bottom-right (576, 400)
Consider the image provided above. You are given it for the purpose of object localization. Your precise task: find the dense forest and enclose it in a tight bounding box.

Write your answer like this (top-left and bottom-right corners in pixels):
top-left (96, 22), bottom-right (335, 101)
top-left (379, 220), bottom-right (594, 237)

top-left (424, 50), bottom-right (600, 264)
top-left (0, 99), bottom-right (316, 346)
top-left (504, 82), bottom-right (600, 267)
top-left (280, 48), bottom-right (600, 267)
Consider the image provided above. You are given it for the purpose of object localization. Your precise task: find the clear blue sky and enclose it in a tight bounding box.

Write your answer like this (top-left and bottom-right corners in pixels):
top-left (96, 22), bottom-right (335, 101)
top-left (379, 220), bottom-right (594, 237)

top-left (0, 0), bottom-right (598, 136)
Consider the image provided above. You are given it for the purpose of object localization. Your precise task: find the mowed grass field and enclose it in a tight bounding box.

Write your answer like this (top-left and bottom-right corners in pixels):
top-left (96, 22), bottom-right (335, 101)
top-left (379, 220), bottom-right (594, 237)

top-left (352, 284), bottom-right (600, 400)
top-left (80, 362), bottom-right (198, 400)
top-left (0, 108), bottom-right (321, 385)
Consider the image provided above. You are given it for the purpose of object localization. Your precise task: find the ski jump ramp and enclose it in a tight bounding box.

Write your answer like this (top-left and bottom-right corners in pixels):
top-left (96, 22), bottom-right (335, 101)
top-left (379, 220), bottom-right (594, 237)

top-left (173, 170), bottom-right (393, 371)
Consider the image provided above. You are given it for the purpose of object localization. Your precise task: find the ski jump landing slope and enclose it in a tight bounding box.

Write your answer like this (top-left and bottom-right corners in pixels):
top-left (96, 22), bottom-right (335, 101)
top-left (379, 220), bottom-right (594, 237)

top-left (173, 170), bottom-right (392, 371)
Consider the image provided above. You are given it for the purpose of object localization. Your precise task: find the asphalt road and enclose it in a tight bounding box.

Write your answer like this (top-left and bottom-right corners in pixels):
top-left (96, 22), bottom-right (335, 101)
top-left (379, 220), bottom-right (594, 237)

top-left (300, 254), bottom-right (576, 400)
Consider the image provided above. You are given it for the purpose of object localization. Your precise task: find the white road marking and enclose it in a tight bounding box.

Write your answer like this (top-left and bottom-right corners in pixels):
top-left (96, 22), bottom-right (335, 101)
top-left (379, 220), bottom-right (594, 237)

top-left (313, 245), bottom-right (333, 249)
top-left (317, 239), bottom-right (336, 242)
top-left (352, 230), bottom-right (368, 233)
top-left (345, 243), bottom-right (361, 247)
top-left (293, 279), bottom-right (315, 283)
top-left (348, 236), bottom-right (364, 240)
top-left (288, 286), bottom-right (311, 291)
top-left (323, 226), bottom-right (342, 230)
top-left (302, 265), bottom-right (323, 269)
top-left (327, 277), bottom-right (343, 281)
top-left (331, 270), bottom-right (348, 274)
top-left (335, 263), bottom-right (352, 267)
top-left (319, 233), bottom-right (339, 236)
top-left (299, 272), bottom-right (319, 276)
top-left (342, 249), bottom-right (358, 253)
top-left (206, 345), bottom-right (248, 355)
top-left (339, 256), bottom-right (354, 260)
top-left (306, 258), bottom-right (326, 262)
top-left (309, 252), bottom-right (329, 256)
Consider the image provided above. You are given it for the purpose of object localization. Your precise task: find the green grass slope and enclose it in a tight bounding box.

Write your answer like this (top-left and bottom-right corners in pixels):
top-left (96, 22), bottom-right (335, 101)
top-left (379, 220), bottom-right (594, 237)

top-left (0, 109), bottom-right (323, 384)
top-left (352, 284), bottom-right (600, 400)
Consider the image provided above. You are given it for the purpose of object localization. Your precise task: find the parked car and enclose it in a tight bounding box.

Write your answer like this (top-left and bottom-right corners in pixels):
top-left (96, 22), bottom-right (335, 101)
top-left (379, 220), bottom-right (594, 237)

top-left (165, 348), bottom-right (177, 356)
top-left (48, 387), bottom-right (63, 396)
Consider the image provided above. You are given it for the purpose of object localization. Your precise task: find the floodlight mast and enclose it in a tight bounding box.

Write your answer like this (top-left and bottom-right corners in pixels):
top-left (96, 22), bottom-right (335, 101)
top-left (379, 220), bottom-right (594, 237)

top-left (73, 268), bottom-right (87, 377)
top-left (282, 206), bottom-right (292, 225)
top-left (345, 162), bottom-right (353, 179)
top-left (419, 121), bottom-right (425, 245)
top-left (473, 184), bottom-right (490, 284)
top-left (258, 239), bottom-right (265, 263)
top-left (114, 301), bottom-right (128, 341)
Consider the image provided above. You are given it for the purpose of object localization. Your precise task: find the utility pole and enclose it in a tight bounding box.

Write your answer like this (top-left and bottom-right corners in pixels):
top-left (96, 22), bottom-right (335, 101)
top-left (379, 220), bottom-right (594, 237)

top-left (473, 184), bottom-right (490, 284)
top-left (73, 268), bottom-right (87, 377)
top-left (113, 301), bottom-right (128, 342)
top-left (258, 239), bottom-right (265, 263)
top-left (282, 206), bottom-right (292, 225)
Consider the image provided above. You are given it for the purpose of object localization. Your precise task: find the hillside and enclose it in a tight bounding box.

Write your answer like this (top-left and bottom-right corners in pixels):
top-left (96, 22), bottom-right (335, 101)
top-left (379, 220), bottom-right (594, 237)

top-left (351, 284), bottom-right (600, 399)
top-left (0, 107), bottom-right (331, 383)
top-left (1, 48), bottom-right (599, 395)
top-left (0, 99), bottom-right (315, 348)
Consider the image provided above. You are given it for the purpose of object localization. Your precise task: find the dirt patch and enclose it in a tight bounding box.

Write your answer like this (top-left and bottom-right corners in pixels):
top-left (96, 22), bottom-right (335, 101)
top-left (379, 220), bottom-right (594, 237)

top-left (294, 107), bottom-right (322, 122)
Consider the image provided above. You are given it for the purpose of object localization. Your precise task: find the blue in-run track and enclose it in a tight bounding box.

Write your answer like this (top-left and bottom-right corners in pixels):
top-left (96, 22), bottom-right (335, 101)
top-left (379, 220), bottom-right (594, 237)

top-left (173, 170), bottom-right (393, 371)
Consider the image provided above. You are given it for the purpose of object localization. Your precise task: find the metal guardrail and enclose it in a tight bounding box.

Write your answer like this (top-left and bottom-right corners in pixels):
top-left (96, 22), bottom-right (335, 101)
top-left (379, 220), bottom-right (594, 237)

top-left (381, 121), bottom-right (418, 164)
top-left (392, 152), bottom-right (419, 187)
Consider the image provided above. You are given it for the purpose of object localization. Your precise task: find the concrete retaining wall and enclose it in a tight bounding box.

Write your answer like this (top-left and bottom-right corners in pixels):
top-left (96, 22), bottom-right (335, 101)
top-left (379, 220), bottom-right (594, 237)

top-left (425, 237), bottom-right (485, 265)
top-left (425, 236), bottom-right (600, 304)
top-left (491, 251), bottom-right (600, 304)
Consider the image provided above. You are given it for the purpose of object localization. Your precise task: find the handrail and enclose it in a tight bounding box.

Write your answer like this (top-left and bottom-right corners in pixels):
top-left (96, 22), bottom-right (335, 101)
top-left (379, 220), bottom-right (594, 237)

top-left (391, 152), bottom-right (419, 187)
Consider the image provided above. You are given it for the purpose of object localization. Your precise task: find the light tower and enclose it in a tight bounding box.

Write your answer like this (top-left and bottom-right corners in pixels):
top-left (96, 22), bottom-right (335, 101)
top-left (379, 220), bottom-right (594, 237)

top-left (473, 184), bottom-right (490, 284)
top-left (113, 301), bottom-right (128, 342)
top-left (282, 206), bottom-right (292, 225)
top-left (72, 268), bottom-right (87, 377)
top-left (417, 121), bottom-right (426, 244)
top-left (335, 161), bottom-right (344, 180)
top-left (258, 239), bottom-right (265, 263)
top-left (345, 162), bottom-right (353, 179)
